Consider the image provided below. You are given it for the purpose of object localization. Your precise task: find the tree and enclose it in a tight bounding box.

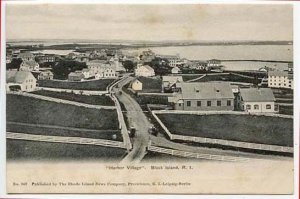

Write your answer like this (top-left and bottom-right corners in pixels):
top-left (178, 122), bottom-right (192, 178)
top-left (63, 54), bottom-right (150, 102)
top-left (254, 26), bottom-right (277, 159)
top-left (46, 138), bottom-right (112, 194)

top-left (148, 57), bottom-right (172, 76)
top-left (52, 60), bottom-right (87, 79)
top-left (122, 60), bottom-right (136, 72)
top-left (6, 58), bottom-right (22, 70)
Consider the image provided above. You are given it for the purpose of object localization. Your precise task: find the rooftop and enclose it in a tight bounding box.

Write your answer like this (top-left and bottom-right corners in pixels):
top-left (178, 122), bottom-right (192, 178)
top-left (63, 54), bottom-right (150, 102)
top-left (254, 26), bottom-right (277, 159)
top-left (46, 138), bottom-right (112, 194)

top-left (180, 82), bottom-right (234, 100)
top-left (240, 88), bottom-right (275, 102)
top-left (268, 70), bottom-right (288, 77)
top-left (22, 60), bottom-right (38, 67)
top-left (7, 70), bottom-right (35, 84)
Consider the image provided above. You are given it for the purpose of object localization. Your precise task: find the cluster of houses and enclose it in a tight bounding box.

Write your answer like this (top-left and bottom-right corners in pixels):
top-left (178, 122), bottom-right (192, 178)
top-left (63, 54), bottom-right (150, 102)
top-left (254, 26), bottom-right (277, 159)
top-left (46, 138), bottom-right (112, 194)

top-left (131, 73), bottom-right (283, 113)
top-left (167, 80), bottom-right (278, 113)
top-left (7, 51), bottom-right (54, 81)
top-left (67, 57), bottom-right (124, 81)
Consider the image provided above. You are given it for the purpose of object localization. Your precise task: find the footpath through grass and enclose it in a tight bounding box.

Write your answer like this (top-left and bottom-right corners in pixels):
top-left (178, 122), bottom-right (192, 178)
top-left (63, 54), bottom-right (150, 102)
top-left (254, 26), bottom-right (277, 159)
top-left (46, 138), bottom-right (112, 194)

top-left (157, 113), bottom-right (293, 146)
top-left (32, 90), bottom-right (114, 106)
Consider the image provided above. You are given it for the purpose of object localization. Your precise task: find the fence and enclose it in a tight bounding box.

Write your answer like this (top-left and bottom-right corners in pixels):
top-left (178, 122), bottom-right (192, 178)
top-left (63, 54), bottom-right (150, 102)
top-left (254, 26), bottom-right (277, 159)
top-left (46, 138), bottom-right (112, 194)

top-left (8, 91), bottom-right (116, 110)
top-left (152, 110), bottom-right (293, 119)
top-left (37, 87), bottom-right (109, 95)
top-left (151, 111), bottom-right (293, 153)
top-left (148, 145), bottom-right (249, 162)
top-left (108, 77), bottom-right (132, 150)
top-left (7, 132), bottom-right (126, 149)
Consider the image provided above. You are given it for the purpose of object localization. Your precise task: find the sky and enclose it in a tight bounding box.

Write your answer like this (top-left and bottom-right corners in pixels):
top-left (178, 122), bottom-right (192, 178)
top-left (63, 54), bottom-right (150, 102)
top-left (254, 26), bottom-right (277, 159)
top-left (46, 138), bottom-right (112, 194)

top-left (6, 4), bottom-right (293, 41)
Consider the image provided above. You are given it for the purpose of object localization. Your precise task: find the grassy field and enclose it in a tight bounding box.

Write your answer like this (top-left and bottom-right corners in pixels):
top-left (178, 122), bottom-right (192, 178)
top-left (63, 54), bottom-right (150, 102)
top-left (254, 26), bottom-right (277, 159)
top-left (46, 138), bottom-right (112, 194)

top-left (7, 94), bottom-right (119, 130)
top-left (7, 140), bottom-right (126, 161)
top-left (136, 76), bottom-right (162, 93)
top-left (192, 73), bottom-right (259, 84)
top-left (7, 123), bottom-right (122, 141)
top-left (157, 113), bottom-right (293, 146)
top-left (37, 79), bottom-right (116, 91)
top-left (279, 106), bottom-right (293, 116)
top-left (32, 90), bottom-right (114, 106)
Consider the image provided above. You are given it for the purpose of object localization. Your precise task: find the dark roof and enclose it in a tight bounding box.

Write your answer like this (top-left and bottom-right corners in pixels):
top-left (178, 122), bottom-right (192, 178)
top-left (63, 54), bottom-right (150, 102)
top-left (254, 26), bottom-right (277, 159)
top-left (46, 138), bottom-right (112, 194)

top-left (180, 82), bottom-right (234, 100)
top-left (240, 88), bottom-right (275, 102)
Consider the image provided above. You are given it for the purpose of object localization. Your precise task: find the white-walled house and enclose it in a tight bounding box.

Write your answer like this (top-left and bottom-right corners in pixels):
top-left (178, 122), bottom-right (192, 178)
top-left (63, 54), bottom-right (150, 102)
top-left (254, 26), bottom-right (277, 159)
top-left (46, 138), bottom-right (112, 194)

top-left (238, 88), bottom-right (277, 113)
top-left (268, 70), bottom-right (293, 90)
top-left (131, 79), bottom-right (143, 91)
top-left (95, 68), bottom-right (117, 79)
top-left (19, 60), bottom-right (39, 71)
top-left (6, 70), bottom-right (37, 92)
top-left (38, 70), bottom-right (53, 80)
top-left (135, 65), bottom-right (155, 77)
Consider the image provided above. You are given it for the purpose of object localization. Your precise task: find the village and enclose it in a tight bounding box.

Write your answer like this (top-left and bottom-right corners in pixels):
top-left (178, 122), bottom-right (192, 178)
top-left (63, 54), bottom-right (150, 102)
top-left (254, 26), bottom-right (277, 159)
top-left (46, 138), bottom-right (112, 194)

top-left (6, 45), bottom-right (294, 162)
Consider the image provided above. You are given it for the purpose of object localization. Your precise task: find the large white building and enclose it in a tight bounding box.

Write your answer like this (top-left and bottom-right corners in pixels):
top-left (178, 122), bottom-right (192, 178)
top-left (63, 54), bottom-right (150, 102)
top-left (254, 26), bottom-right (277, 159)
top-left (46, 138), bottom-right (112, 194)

top-left (135, 65), bottom-right (155, 77)
top-left (268, 70), bottom-right (293, 89)
top-left (238, 88), bottom-right (277, 113)
top-left (6, 70), bottom-right (37, 92)
top-left (87, 60), bottom-right (117, 78)
top-left (95, 68), bottom-right (117, 79)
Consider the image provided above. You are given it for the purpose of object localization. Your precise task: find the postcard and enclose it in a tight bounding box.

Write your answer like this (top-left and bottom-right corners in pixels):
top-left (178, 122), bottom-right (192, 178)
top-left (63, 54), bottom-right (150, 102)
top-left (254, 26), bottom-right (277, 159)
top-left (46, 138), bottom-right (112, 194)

top-left (3, 2), bottom-right (296, 195)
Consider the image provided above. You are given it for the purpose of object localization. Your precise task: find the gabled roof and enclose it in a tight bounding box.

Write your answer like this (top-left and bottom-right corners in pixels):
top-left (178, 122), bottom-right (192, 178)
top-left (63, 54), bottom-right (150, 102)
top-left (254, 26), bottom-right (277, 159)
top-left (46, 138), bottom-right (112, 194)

top-left (268, 70), bottom-right (288, 77)
top-left (137, 65), bottom-right (154, 71)
top-left (22, 60), bottom-right (38, 67)
top-left (40, 70), bottom-right (53, 75)
top-left (180, 82), bottom-right (234, 100)
top-left (68, 72), bottom-right (84, 77)
top-left (240, 88), bottom-right (275, 102)
top-left (82, 68), bottom-right (90, 72)
top-left (6, 70), bottom-right (35, 84)
top-left (18, 52), bottom-right (34, 58)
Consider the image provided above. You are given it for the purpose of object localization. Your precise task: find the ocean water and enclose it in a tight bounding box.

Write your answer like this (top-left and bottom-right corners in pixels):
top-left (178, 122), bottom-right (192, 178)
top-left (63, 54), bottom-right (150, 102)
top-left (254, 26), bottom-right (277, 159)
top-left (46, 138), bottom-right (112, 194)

top-left (123, 45), bottom-right (293, 71)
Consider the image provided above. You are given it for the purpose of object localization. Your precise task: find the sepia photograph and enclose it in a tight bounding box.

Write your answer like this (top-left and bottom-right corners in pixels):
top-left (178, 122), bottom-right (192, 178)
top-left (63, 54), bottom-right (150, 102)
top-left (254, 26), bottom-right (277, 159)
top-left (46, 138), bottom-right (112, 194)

top-left (2, 1), bottom-right (297, 196)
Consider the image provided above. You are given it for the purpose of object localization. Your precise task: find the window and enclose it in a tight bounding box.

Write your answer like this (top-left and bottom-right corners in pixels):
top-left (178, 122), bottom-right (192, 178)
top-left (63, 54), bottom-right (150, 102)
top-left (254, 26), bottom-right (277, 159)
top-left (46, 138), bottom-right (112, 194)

top-left (197, 101), bottom-right (201, 107)
top-left (217, 101), bottom-right (221, 106)
top-left (246, 104), bottom-right (251, 110)
top-left (254, 104), bottom-right (259, 110)
top-left (270, 83), bottom-right (272, 85)
top-left (187, 101), bottom-right (191, 107)
top-left (227, 100), bottom-right (231, 106)
top-left (178, 103), bottom-right (181, 107)
top-left (207, 101), bottom-right (211, 106)
top-left (266, 104), bottom-right (271, 109)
